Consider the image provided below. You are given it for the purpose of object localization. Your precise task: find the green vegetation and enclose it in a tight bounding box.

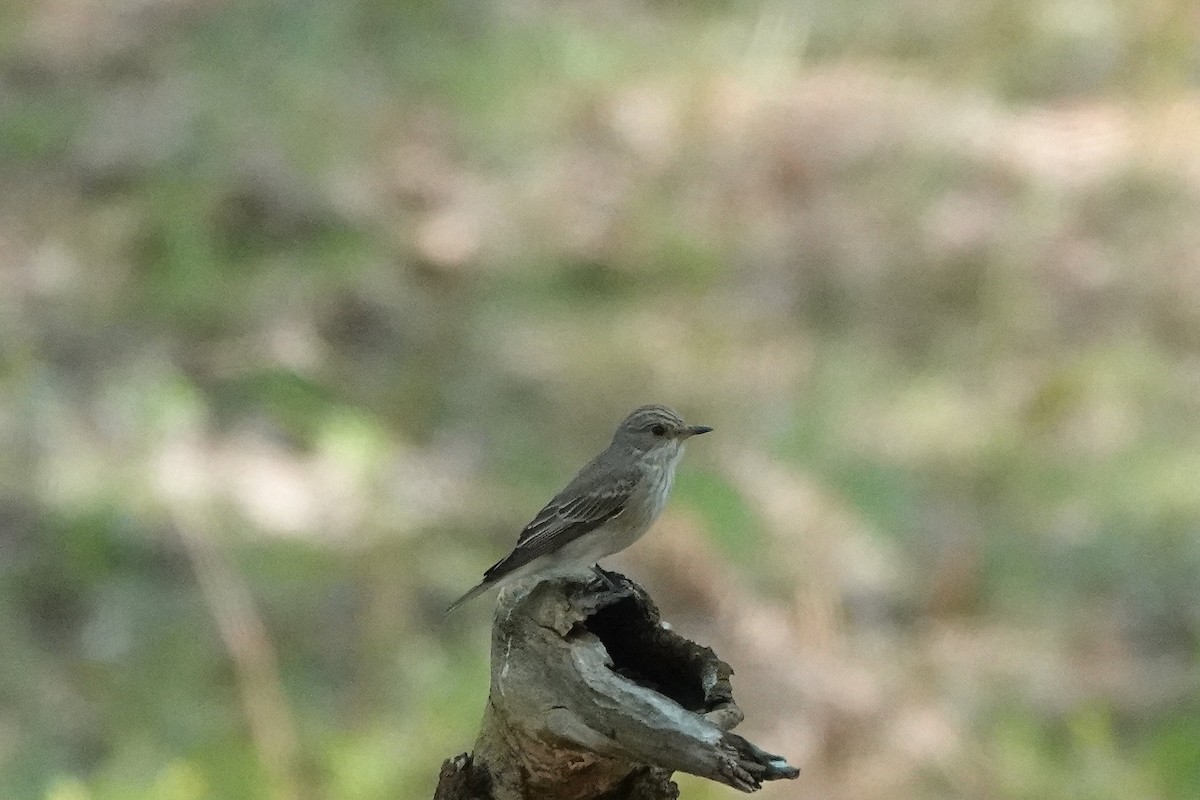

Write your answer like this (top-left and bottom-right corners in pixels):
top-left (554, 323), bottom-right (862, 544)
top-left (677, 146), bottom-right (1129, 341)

top-left (2, 1), bottom-right (1198, 798)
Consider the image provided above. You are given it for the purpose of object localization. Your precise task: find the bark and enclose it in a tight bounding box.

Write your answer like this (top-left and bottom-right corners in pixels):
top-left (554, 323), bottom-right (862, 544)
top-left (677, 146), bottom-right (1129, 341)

top-left (434, 570), bottom-right (799, 799)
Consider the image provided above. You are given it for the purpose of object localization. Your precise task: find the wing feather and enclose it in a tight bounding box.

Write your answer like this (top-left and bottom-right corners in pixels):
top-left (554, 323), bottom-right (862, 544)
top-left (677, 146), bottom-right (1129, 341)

top-left (482, 468), bottom-right (640, 581)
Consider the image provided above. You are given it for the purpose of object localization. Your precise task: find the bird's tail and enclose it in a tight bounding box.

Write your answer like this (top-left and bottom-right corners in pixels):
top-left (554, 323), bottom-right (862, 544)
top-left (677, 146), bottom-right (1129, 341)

top-left (446, 579), bottom-right (496, 613)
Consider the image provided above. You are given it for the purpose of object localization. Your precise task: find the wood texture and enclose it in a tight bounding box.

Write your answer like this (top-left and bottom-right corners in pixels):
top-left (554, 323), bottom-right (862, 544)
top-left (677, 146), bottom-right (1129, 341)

top-left (434, 570), bottom-right (799, 799)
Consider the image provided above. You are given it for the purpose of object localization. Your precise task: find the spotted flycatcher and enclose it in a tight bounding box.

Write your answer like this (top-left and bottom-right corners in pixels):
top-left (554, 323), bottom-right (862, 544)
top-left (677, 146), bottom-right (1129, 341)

top-left (448, 405), bottom-right (712, 610)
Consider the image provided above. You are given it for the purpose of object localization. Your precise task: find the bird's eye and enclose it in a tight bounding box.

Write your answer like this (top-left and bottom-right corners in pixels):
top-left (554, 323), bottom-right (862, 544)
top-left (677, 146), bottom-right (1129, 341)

top-left (651, 424), bottom-right (666, 436)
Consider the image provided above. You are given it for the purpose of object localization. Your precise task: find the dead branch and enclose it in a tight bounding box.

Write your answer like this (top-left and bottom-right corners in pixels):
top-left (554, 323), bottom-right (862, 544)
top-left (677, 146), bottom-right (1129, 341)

top-left (435, 570), bottom-right (798, 799)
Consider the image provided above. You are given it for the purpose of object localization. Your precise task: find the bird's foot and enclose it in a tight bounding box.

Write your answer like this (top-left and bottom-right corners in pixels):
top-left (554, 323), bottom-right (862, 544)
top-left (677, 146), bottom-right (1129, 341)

top-left (589, 564), bottom-right (620, 593)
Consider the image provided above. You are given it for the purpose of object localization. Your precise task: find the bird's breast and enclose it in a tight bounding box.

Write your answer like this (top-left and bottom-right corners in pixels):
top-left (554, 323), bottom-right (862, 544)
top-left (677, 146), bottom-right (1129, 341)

top-left (636, 446), bottom-right (683, 523)
top-left (583, 447), bottom-right (681, 561)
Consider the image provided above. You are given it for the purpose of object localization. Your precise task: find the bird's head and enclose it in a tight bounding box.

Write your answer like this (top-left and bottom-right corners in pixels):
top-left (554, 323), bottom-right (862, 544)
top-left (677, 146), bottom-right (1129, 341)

top-left (611, 404), bottom-right (713, 455)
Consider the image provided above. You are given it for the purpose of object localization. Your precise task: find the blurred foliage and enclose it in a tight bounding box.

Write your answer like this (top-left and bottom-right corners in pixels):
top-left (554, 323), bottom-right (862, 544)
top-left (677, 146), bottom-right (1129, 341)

top-left (2, 0), bottom-right (1199, 799)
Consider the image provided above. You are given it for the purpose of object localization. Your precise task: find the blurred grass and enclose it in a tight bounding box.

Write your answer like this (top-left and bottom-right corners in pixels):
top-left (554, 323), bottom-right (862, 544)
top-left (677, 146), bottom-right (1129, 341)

top-left (2, 0), bottom-right (1199, 799)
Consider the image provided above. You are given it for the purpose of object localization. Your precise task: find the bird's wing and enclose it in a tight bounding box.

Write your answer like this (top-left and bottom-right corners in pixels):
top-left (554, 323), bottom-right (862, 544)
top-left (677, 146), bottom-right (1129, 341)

top-left (482, 466), bottom-right (641, 582)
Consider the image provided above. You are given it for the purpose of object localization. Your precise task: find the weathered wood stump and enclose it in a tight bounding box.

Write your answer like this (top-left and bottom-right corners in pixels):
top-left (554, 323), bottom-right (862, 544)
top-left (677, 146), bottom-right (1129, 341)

top-left (434, 569), bottom-right (799, 799)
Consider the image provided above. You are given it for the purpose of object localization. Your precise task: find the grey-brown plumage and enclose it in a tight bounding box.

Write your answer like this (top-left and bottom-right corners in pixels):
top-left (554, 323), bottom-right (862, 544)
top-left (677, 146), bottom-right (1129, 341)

top-left (448, 405), bottom-right (712, 611)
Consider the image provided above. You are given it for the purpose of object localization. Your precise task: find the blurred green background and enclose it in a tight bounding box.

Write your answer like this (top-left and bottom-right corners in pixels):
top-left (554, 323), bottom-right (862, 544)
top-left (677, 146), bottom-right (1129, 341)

top-left (3, 1), bottom-right (1199, 799)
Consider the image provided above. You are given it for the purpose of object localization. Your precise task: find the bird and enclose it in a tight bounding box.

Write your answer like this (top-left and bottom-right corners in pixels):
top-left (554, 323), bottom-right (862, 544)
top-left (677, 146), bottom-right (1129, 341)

top-left (448, 405), bottom-right (712, 611)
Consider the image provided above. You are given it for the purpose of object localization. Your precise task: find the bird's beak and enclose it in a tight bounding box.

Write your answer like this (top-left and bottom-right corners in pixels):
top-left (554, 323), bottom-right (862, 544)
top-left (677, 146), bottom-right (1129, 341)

top-left (683, 424), bottom-right (713, 438)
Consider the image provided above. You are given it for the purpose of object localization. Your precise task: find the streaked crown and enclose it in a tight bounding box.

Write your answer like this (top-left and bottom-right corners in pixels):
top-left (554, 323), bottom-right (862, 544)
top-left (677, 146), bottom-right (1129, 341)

top-left (618, 405), bottom-right (686, 433)
top-left (608, 403), bottom-right (711, 460)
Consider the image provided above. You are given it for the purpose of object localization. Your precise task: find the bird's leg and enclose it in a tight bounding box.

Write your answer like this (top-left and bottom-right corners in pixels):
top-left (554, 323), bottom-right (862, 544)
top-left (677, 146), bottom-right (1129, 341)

top-left (590, 564), bottom-right (619, 592)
